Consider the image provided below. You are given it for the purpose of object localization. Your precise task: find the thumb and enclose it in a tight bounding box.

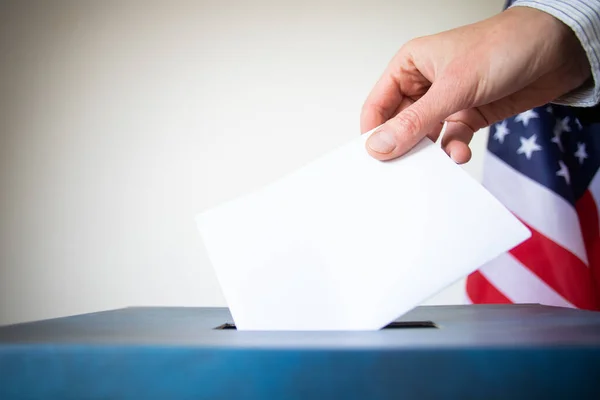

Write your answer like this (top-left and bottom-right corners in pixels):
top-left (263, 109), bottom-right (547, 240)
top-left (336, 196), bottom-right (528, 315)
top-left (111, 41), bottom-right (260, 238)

top-left (365, 83), bottom-right (460, 161)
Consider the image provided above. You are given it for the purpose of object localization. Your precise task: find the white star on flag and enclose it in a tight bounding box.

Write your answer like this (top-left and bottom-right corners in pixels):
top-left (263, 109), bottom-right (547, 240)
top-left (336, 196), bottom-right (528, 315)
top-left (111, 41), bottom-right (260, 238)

top-left (575, 142), bottom-right (588, 165)
top-left (556, 160), bottom-right (570, 185)
top-left (515, 110), bottom-right (539, 127)
top-left (493, 121), bottom-right (510, 143)
top-left (517, 134), bottom-right (542, 159)
top-left (558, 117), bottom-right (571, 133)
top-left (551, 126), bottom-right (564, 152)
top-left (575, 118), bottom-right (583, 130)
top-left (551, 117), bottom-right (571, 152)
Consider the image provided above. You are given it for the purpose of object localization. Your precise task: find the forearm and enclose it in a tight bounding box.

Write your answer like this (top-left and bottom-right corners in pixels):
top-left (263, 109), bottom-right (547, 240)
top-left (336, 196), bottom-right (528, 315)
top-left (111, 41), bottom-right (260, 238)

top-left (509, 0), bottom-right (600, 107)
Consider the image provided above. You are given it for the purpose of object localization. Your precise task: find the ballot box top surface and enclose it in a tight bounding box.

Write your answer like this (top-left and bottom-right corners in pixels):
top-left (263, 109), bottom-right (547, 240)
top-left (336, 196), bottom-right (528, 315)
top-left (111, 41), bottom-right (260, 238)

top-left (2, 304), bottom-right (600, 400)
top-left (1, 303), bottom-right (600, 349)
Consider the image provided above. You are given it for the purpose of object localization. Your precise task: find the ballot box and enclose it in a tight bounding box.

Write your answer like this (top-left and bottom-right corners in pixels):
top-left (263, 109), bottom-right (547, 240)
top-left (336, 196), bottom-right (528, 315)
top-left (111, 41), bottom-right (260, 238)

top-left (1, 304), bottom-right (599, 399)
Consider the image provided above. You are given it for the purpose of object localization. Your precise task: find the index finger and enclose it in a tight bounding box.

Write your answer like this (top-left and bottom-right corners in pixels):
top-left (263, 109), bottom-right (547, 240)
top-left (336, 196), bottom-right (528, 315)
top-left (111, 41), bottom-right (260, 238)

top-left (360, 72), bottom-right (405, 134)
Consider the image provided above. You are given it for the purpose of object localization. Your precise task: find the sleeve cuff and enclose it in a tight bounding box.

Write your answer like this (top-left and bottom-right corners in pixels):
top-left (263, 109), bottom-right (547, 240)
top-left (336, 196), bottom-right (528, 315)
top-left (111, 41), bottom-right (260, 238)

top-left (509, 0), bottom-right (600, 107)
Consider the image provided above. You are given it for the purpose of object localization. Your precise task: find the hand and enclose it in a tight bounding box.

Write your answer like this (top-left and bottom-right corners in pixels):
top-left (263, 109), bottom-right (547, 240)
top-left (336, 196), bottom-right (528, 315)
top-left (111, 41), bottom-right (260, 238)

top-left (360, 6), bottom-right (592, 163)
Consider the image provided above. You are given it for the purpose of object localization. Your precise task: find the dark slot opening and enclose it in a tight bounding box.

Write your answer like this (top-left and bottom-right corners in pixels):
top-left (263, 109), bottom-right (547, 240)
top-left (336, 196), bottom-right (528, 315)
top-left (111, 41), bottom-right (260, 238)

top-left (383, 320), bottom-right (437, 329)
top-left (214, 321), bottom-right (437, 330)
top-left (214, 323), bottom-right (237, 330)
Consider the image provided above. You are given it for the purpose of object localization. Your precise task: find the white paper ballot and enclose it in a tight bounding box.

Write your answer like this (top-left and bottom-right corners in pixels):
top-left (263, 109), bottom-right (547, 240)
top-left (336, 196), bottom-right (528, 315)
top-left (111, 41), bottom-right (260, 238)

top-left (196, 131), bottom-right (530, 331)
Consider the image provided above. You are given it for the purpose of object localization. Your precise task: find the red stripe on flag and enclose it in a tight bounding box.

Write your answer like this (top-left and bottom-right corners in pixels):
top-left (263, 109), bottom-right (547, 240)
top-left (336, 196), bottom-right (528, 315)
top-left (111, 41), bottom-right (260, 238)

top-left (575, 190), bottom-right (600, 309)
top-left (466, 270), bottom-right (512, 304)
top-left (509, 220), bottom-right (598, 310)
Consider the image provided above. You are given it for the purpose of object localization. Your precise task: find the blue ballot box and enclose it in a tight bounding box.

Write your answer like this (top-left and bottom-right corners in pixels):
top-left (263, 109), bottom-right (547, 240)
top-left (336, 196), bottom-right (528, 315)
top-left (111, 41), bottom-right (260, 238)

top-left (1, 304), bottom-right (599, 399)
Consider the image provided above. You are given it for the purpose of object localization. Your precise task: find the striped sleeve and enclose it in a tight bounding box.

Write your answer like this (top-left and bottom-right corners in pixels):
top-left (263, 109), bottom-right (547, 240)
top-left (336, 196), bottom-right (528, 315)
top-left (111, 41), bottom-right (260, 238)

top-left (510, 0), bottom-right (600, 107)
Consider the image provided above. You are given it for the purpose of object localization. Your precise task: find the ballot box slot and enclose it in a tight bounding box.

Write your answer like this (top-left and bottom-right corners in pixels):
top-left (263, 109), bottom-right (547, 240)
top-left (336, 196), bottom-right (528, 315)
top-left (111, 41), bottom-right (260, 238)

top-left (214, 323), bottom-right (237, 330)
top-left (213, 321), bottom-right (438, 330)
top-left (383, 321), bottom-right (438, 329)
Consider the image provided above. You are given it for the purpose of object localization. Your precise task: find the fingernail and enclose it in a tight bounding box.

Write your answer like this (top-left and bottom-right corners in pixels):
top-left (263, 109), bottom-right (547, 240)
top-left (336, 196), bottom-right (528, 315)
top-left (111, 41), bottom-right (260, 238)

top-left (449, 149), bottom-right (459, 163)
top-left (367, 129), bottom-right (396, 154)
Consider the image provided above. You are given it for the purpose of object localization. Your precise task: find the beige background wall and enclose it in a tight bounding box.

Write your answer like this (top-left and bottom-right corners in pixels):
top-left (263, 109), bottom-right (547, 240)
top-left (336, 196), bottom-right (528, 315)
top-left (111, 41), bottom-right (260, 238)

top-left (0, 0), bottom-right (505, 325)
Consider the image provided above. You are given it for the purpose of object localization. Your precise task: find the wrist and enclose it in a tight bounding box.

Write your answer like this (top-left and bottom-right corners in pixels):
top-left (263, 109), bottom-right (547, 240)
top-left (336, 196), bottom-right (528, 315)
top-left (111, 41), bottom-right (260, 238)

top-left (509, 1), bottom-right (599, 107)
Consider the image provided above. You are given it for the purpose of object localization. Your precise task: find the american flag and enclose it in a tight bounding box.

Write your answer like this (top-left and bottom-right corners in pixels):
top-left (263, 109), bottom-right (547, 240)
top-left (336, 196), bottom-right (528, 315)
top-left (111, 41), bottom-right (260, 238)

top-left (465, 101), bottom-right (600, 310)
top-left (465, 0), bottom-right (600, 310)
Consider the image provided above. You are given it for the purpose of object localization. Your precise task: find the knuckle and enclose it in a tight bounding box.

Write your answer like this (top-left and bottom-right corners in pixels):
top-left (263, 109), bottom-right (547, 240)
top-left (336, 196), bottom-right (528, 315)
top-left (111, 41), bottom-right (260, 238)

top-left (397, 107), bottom-right (424, 137)
top-left (401, 36), bottom-right (424, 53)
